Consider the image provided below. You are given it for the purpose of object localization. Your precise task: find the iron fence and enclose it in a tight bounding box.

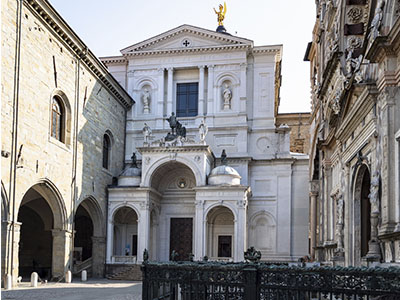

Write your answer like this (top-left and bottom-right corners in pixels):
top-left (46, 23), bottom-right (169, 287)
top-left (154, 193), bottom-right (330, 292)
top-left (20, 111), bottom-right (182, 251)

top-left (141, 261), bottom-right (400, 300)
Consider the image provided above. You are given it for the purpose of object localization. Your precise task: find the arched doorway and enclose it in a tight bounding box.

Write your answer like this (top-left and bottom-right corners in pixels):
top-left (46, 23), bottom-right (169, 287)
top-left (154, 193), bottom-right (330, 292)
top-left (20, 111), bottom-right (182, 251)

top-left (113, 207), bottom-right (138, 263)
top-left (150, 162), bottom-right (196, 261)
top-left (74, 206), bottom-right (93, 264)
top-left (354, 164), bottom-right (371, 263)
top-left (73, 197), bottom-right (104, 277)
top-left (206, 206), bottom-right (235, 261)
top-left (17, 182), bottom-right (67, 280)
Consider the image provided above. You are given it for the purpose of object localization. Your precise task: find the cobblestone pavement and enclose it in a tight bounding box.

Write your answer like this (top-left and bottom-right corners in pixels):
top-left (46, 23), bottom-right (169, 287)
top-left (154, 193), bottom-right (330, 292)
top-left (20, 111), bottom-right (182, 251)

top-left (1, 279), bottom-right (142, 300)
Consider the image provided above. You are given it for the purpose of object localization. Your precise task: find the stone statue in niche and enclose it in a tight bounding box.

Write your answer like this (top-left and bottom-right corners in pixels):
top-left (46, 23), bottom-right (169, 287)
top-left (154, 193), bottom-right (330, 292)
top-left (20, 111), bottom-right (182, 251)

top-left (142, 88), bottom-right (150, 114)
top-left (198, 119), bottom-right (208, 144)
top-left (335, 194), bottom-right (344, 250)
top-left (223, 83), bottom-right (232, 110)
top-left (369, 171), bottom-right (380, 215)
top-left (142, 123), bottom-right (152, 145)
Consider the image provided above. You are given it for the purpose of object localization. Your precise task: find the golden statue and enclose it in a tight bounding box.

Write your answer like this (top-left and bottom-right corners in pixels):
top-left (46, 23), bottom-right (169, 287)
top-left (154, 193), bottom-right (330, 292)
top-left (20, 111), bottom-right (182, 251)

top-left (214, 2), bottom-right (227, 26)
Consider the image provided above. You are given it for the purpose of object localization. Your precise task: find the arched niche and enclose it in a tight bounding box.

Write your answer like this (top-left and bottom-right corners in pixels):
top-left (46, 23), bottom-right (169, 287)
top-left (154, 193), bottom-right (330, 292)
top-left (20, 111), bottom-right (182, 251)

top-left (248, 211), bottom-right (277, 254)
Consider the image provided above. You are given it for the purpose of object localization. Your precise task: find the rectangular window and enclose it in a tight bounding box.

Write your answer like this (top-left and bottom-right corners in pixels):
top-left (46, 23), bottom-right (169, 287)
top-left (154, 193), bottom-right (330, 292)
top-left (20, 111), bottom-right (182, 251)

top-left (176, 83), bottom-right (198, 117)
top-left (132, 235), bottom-right (138, 256)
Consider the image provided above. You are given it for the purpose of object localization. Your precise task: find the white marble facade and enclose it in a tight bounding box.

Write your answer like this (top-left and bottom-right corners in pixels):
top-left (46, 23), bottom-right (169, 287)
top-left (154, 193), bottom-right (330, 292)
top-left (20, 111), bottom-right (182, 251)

top-left (102, 25), bottom-right (309, 263)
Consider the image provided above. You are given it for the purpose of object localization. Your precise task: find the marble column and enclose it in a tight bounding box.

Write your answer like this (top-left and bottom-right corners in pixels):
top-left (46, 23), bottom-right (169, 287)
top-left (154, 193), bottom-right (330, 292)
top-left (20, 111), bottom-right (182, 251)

top-left (106, 220), bottom-right (113, 263)
top-left (194, 200), bottom-right (205, 260)
top-left (206, 65), bottom-right (214, 116)
top-left (198, 66), bottom-right (205, 116)
top-left (167, 68), bottom-right (174, 117)
top-left (137, 202), bottom-right (150, 262)
top-left (52, 229), bottom-right (72, 279)
top-left (239, 63), bottom-right (247, 113)
top-left (156, 68), bottom-right (165, 128)
top-left (91, 236), bottom-right (106, 277)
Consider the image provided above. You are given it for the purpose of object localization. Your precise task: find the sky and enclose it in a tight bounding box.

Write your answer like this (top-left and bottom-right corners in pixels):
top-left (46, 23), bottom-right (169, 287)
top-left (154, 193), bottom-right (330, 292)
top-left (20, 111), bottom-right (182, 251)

top-left (49, 0), bottom-right (316, 113)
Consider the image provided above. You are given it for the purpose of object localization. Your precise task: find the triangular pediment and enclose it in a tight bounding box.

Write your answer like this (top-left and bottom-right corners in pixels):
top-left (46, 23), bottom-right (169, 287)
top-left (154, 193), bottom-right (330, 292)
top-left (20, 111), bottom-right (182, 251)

top-left (120, 24), bottom-right (253, 54)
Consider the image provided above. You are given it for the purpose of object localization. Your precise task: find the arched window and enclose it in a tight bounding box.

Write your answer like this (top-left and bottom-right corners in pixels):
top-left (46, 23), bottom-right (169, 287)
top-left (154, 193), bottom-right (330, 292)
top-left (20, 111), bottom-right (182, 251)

top-left (51, 96), bottom-right (63, 142)
top-left (103, 134), bottom-right (111, 169)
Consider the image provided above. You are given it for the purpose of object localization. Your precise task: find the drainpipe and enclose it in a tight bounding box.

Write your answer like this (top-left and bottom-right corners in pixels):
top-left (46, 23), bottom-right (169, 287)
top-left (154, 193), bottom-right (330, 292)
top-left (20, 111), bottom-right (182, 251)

top-left (8, 0), bottom-right (23, 283)
top-left (69, 49), bottom-right (84, 275)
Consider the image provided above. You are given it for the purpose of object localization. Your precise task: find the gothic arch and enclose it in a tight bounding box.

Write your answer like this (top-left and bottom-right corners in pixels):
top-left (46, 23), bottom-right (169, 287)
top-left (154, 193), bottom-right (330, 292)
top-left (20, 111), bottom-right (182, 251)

top-left (1, 181), bottom-right (9, 222)
top-left (76, 196), bottom-right (104, 236)
top-left (20, 178), bottom-right (68, 230)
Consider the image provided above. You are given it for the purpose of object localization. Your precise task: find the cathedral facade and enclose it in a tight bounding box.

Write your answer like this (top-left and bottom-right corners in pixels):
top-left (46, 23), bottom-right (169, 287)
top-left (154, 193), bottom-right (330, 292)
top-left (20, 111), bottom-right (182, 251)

top-left (2, 0), bottom-right (310, 286)
top-left (101, 24), bottom-right (310, 268)
top-left (306, 0), bottom-right (400, 266)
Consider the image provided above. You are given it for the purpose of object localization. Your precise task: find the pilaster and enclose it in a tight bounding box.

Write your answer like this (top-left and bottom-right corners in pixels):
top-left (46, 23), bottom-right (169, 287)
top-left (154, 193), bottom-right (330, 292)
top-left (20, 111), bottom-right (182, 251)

top-left (167, 68), bottom-right (174, 117)
top-left (157, 68), bottom-right (165, 128)
top-left (239, 63), bottom-right (247, 113)
top-left (91, 236), bottom-right (106, 277)
top-left (51, 229), bottom-right (72, 279)
top-left (198, 66), bottom-right (205, 116)
top-left (206, 65), bottom-right (214, 116)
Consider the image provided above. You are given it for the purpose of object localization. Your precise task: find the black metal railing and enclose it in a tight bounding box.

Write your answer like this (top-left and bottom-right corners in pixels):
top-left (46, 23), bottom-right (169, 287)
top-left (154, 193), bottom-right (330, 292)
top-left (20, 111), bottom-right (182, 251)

top-left (141, 261), bottom-right (400, 300)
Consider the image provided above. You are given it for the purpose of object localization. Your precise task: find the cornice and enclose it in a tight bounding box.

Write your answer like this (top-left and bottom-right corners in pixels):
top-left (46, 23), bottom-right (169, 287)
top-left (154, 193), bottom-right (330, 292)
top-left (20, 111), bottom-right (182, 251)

top-left (252, 45), bottom-right (282, 54)
top-left (100, 55), bottom-right (127, 65)
top-left (123, 44), bottom-right (251, 57)
top-left (137, 145), bottom-right (214, 158)
top-left (26, 0), bottom-right (133, 109)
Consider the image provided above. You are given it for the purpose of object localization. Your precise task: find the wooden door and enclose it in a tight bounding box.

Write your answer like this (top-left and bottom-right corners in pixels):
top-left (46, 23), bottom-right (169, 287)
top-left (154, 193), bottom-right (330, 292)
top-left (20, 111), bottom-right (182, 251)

top-left (170, 218), bottom-right (193, 261)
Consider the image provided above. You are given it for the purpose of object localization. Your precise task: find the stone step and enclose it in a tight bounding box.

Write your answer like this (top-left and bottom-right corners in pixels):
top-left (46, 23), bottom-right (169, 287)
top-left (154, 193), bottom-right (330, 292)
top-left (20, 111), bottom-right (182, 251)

top-left (106, 265), bottom-right (142, 281)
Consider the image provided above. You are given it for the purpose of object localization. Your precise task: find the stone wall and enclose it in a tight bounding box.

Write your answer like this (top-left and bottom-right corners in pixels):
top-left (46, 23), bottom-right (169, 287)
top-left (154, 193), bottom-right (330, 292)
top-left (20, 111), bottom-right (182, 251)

top-left (1, 0), bottom-right (132, 285)
top-left (276, 113), bottom-right (311, 154)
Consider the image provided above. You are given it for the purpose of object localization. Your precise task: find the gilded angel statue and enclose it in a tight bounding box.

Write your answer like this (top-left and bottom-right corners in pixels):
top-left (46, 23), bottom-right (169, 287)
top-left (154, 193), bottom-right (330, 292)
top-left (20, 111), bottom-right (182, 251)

top-left (214, 2), bottom-right (227, 26)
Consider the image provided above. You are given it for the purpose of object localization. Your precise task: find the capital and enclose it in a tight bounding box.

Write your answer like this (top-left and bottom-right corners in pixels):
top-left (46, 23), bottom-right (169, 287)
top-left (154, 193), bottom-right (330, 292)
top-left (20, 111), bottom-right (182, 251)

top-left (198, 65), bottom-right (205, 70)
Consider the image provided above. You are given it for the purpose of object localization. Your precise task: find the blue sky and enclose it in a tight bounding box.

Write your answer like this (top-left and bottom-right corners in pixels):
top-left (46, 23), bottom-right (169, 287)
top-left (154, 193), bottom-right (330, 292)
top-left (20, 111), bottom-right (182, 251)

top-left (49, 0), bottom-right (316, 113)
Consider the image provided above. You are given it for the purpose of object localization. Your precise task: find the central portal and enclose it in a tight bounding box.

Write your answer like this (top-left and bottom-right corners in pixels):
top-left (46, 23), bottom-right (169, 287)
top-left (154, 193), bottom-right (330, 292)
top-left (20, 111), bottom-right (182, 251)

top-left (170, 218), bottom-right (193, 261)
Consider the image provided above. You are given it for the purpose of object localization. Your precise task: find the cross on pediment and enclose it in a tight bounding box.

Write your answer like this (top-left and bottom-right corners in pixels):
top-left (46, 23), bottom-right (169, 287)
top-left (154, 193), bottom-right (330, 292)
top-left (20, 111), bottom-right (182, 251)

top-left (182, 39), bottom-right (191, 47)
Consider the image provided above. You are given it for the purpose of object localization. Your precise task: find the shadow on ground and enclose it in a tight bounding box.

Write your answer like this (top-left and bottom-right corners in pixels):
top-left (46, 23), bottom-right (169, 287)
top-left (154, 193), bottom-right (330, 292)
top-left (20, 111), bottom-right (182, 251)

top-left (1, 279), bottom-right (142, 300)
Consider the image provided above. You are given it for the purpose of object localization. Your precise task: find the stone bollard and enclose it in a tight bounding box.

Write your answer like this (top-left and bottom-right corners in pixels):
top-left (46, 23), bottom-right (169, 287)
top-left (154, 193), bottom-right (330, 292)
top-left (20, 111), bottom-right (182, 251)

top-left (65, 270), bottom-right (72, 283)
top-left (81, 270), bottom-right (87, 282)
top-left (31, 272), bottom-right (38, 287)
top-left (5, 274), bottom-right (12, 290)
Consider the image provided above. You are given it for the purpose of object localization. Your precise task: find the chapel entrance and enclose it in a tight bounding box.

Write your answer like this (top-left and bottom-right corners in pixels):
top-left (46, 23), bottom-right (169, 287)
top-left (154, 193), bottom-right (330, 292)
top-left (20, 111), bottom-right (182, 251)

top-left (170, 218), bottom-right (193, 261)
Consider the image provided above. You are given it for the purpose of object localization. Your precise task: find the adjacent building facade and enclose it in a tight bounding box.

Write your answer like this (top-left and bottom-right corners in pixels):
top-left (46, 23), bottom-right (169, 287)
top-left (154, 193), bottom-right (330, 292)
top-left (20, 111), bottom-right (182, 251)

top-left (1, 0), bottom-right (133, 285)
top-left (306, 0), bottom-right (400, 266)
top-left (101, 24), bottom-right (310, 268)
